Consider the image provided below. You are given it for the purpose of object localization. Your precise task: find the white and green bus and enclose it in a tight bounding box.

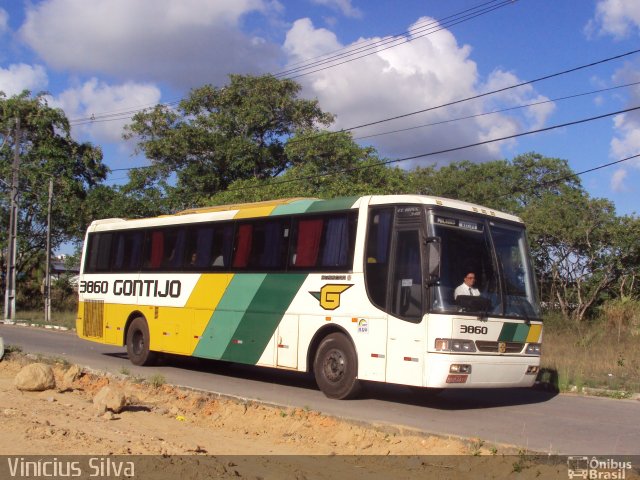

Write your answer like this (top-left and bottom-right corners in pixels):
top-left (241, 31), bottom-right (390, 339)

top-left (77, 195), bottom-right (542, 399)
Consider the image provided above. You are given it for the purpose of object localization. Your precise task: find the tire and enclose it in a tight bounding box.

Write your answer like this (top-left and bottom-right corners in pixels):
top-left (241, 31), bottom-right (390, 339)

top-left (126, 317), bottom-right (157, 366)
top-left (313, 333), bottom-right (361, 400)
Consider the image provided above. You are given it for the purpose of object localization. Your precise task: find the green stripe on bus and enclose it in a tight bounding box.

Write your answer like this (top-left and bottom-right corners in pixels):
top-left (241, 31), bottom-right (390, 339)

top-left (193, 274), bottom-right (266, 359)
top-left (220, 273), bottom-right (307, 364)
top-left (270, 199), bottom-right (317, 216)
top-left (498, 323), bottom-right (518, 342)
top-left (512, 323), bottom-right (530, 343)
top-left (305, 197), bottom-right (359, 213)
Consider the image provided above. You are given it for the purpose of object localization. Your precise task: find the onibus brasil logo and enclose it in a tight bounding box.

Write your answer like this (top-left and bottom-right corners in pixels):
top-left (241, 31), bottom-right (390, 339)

top-left (567, 457), bottom-right (633, 479)
top-left (309, 284), bottom-right (352, 311)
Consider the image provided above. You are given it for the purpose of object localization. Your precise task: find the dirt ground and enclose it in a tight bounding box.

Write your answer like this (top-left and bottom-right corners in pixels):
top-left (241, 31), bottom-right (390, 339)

top-left (0, 353), bottom-right (600, 479)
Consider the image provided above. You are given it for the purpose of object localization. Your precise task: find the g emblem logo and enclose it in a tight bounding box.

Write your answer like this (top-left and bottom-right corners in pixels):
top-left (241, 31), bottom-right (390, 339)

top-left (310, 284), bottom-right (352, 310)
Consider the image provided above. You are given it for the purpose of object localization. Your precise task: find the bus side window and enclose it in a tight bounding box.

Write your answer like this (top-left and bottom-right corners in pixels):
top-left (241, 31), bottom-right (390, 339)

top-left (319, 216), bottom-right (350, 267)
top-left (290, 218), bottom-right (324, 267)
top-left (211, 224), bottom-right (234, 268)
top-left (365, 208), bottom-right (393, 310)
top-left (112, 231), bottom-right (143, 272)
top-left (86, 232), bottom-right (114, 273)
top-left (161, 229), bottom-right (184, 269)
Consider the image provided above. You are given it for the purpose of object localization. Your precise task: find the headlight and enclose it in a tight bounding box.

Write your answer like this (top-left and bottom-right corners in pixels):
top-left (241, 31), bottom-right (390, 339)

top-left (435, 338), bottom-right (477, 353)
top-left (525, 343), bottom-right (541, 355)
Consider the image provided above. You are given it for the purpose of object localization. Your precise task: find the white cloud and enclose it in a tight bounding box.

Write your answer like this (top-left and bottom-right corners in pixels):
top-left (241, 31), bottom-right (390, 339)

top-left (50, 78), bottom-right (162, 145)
top-left (588, 0), bottom-right (640, 39)
top-left (480, 70), bottom-right (555, 130)
top-left (284, 17), bottom-right (554, 165)
top-left (0, 8), bottom-right (8, 33)
top-left (0, 63), bottom-right (48, 96)
top-left (610, 168), bottom-right (628, 192)
top-left (19, 0), bottom-right (282, 88)
top-left (311, 0), bottom-right (362, 19)
top-left (608, 61), bottom-right (640, 175)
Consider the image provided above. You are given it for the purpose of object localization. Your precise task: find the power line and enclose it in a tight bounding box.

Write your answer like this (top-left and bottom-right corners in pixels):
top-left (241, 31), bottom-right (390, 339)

top-left (277, 0), bottom-right (515, 79)
top-left (67, 1), bottom-right (514, 125)
top-left (339, 48), bottom-right (640, 133)
top-left (105, 104), bottom-right (640, 179)
top-left (353, 80), bottom-right (640, 141)
top-left (79, 47), bottom-right (640, 150)
top-left (281, 0), bottom-right (508, 74)
top-left (199, 105), bottom-right (640, 193)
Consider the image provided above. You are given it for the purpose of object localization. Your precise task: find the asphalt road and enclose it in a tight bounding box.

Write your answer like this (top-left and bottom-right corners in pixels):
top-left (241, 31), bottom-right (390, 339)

top-left (1, 323), bottom-right (638, 455)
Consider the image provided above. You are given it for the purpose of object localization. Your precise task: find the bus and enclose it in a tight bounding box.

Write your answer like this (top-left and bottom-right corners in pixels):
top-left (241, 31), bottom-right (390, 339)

top-left (76, 195), bottom-right (543, 399)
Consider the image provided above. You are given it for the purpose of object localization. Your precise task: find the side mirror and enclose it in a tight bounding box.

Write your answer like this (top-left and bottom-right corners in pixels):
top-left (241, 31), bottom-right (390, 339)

top-left (425, 236), bottom-right (441, 284)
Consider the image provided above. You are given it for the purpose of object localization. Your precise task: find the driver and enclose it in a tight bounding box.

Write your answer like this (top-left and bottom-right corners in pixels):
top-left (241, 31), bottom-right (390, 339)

top-left (454, 272), bottom-right (480, 299)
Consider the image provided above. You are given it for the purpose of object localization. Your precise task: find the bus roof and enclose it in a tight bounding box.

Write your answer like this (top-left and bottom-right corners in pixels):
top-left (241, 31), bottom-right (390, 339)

top-left (88, 195), bottom-right (522, 232)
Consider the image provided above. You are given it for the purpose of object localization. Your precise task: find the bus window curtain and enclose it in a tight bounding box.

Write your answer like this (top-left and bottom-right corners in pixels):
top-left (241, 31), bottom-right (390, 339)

top-left (221, 225), bottom-right (234, 266)
top-left (114, 234), bottom-right (125, 270)
top-left (150, 231), bottom-right (164, 269)
top-left (169, 230), bottom-right (187, 269)
top-left (321, 217), bottom-right (348, 267)
top-left (195, 227), bottom-right (214, 268)
top-left (260, 222), bottom-right (283, 268)
top-left (233, 224), bottom-right (253, 268)
top-left (295, 218), bottom-right (323, 267)
top-left (129, 233), bottom-right (143, 270)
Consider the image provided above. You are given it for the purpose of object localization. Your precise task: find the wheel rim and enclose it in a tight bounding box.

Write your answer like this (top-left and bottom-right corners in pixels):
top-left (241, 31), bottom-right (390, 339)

top-left (322, 348), bottom-right (346, 383)
top-left (132, 330), bottom-right (144, 356)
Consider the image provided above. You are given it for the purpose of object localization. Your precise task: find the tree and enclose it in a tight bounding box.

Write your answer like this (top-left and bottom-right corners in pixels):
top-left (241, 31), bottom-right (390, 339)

top-left (0, 91), bottom-right (107, 301)
top-left (523, 191), bottom-right (622, 322)
top-left (124, 75), bottom-right (335, 210)
top-left (407, 153), bottom-right (580, 213)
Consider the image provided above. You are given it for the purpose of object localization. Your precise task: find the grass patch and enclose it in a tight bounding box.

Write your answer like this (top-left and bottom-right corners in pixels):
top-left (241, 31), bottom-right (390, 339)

top-left (541, 311), bottom-right (640, 394)
top-left (7, 309), bottom-right (76, 330)
top-left (147, 373), bottom-right (166, 388)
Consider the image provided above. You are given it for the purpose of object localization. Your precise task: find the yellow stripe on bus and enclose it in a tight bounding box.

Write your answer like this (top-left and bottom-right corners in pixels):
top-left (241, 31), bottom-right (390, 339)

top-left (526, 324), bottom-right (542, 343)
top-left (233, 205), bottom-right (278, 219)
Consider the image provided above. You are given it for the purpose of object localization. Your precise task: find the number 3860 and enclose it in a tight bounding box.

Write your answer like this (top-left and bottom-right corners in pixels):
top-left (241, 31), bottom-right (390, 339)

top-left (460, 325), bottom-right (488, 335)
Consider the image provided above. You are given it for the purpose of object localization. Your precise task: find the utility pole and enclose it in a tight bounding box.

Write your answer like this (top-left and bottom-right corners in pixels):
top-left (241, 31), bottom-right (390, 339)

top-left (4, 117), bottom-right (20, 322)
top-left (44, 177), bottom-right (53, 323)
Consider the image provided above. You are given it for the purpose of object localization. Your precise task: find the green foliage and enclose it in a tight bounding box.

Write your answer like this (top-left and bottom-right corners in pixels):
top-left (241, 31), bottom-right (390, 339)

top-left (0, 91), bottom-right (107, 297)
top-left (124, 74), bottom-right (335, 211)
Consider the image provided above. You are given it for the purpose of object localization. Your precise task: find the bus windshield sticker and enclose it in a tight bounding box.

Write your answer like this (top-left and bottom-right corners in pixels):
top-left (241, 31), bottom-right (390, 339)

top-left (397, 206), bottom-right (421, 218)
top-left (435, 216), bottom-right (484, 232)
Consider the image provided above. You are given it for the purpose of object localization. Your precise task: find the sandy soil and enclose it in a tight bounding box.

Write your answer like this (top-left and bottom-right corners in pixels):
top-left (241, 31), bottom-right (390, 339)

top-left (0, 353), bottom-right (593, 479)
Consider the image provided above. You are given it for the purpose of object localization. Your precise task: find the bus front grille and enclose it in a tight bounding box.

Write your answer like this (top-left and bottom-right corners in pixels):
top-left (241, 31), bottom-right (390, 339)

top-left (83, 300), bottom-right (104, 338)
top-left (475, 341), bottom-right (524, 354)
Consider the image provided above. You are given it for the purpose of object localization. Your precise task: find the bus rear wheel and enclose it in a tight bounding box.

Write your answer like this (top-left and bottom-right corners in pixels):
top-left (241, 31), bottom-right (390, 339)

top-left (126, 317), bottom-right (157, 366)
top-left (313, 333), bottom-right (361, 400)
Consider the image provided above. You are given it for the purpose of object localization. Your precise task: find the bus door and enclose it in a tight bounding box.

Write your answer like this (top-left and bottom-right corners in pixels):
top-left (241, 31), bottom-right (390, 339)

top-left (367, 205), bottom-right (426, 386)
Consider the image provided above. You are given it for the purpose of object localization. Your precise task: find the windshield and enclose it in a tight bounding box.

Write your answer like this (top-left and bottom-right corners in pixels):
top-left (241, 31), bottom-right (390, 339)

top-left (429, 214), bottom-right (541, 319)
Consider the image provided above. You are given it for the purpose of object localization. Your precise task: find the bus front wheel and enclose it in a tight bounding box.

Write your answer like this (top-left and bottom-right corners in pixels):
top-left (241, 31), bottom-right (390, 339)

top-left (126, 317), bottom-right (157, 366)
top-left (313, 333), bottom-right (361, 400)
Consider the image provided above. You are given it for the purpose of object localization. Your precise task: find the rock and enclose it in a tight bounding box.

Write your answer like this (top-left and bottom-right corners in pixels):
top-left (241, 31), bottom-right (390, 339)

top-left (0, 336), bottom-right (4, 361)
top-left (93, 386), bottom-right (127, 414)
top-left (61, 365), bottom-right (82, 390)
top-left (14, 363), bottom-right (56, 391)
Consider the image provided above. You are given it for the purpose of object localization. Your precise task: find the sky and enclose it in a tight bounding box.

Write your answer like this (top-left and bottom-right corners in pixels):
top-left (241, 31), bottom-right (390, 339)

top-left (1, 0), bottom-right (640, 217)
